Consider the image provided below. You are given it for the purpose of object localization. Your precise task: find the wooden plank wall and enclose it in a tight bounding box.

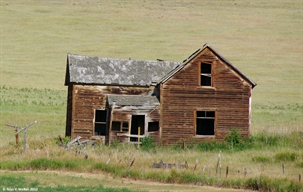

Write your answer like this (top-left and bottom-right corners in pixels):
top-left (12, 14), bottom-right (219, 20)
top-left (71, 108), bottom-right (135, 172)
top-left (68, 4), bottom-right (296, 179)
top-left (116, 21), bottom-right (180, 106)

top-left (109, 106), bottom-right (160, 144)
top-left (160, 48), bottom-right (252, 145)
top-left (69, 85), bottom-right (153, 140)
top-left (65, 84), bottom-right (73, 136)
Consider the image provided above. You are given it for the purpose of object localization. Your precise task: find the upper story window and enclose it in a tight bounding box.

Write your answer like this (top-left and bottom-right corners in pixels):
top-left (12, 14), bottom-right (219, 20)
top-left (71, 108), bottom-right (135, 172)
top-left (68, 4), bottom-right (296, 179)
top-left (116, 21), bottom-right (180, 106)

top-left (200, 62), bottom-right (212, 86)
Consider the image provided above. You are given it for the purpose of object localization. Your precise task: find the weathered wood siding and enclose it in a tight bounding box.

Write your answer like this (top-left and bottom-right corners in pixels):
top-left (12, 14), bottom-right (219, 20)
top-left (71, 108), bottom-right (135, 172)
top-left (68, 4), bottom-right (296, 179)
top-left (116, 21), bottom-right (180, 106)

top-left (160, 48), bottom-right (252, 145)
top-left (68, 84), bottom-right (153, 140)
top-left (109, 106), bottom-right (160, 144)
top-left (65, 84), bottom-right (73, 136)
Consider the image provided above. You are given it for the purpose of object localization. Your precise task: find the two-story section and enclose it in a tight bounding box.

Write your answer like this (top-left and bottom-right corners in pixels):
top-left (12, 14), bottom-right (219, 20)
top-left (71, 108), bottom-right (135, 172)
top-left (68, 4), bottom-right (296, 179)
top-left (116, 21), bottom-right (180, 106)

top-left (64, 44), bottom-right (256, 145)
top-left (159, 44), bottom-right (256, 144)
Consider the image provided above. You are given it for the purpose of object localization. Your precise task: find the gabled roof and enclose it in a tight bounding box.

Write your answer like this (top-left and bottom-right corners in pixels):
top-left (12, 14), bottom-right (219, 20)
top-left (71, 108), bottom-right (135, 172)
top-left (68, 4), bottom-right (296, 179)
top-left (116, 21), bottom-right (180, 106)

top-left (107, 94), bottom-right (160, 107)
top-left (159, 44), bottom-right (257, 88)
top-left (65, 53), bottom-right (181, 86)
top-left (65, 44), bottom-right (256, 88)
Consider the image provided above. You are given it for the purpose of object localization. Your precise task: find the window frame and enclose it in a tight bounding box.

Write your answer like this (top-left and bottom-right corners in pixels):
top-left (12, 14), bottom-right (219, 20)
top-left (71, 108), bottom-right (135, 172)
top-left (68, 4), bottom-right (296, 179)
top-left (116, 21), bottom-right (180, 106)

top-left (111, 121), bottom-right (129, 132)
top-left (111, 121), bottom-right (121, 132)
top-left (195, 110), bottom-right (216, 137)
top-left (200, 62), bottom-right (212, 86)
top-left (148, 121), bottom-right (159, 132)
top-left (94, 109), bottom-right (107, 136)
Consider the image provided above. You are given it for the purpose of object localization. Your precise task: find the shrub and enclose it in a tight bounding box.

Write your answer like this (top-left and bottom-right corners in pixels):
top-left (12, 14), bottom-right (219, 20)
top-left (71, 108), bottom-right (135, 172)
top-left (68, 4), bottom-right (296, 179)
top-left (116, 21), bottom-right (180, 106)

top-left (245, 175), bottom-right (303, 192)
top-left (197, 141), bottom-right (228, 151)
top-left (29, 158), bottom-right (77, 170)
top-left (225, 128), bottom-right (244, 151)
top-left (274, 152), bottom-right (297, 162)
top-left (252, 156), bottom-right (271, 163)
top-left (296, 161), bottom-right (303, 168)
top-left (141, 136), bottom-right (155, 151)
top-left (245, 175), bottom-right (272, 191)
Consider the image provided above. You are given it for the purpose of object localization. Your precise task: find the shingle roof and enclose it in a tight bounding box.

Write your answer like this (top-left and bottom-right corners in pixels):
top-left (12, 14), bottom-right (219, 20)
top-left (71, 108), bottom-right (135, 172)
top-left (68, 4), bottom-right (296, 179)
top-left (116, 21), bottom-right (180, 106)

top-left (65, 53), bottom-right (181, 86)
top-left (107, 94), bottom-right (160, 107)
top-left (65, 44), bottom-right (256, 89)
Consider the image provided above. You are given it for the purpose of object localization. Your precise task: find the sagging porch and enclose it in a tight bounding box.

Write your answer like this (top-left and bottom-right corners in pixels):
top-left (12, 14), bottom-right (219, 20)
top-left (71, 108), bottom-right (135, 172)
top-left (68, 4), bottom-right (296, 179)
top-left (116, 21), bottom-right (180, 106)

top-left (93, 94), bottom-right (161, 145)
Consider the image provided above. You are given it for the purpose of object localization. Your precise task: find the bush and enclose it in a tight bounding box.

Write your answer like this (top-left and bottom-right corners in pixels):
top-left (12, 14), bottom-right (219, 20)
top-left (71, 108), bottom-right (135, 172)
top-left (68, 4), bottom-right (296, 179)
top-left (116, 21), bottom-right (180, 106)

top-left (225, 128), bottom-right (245, 151)
top-left (245, 175), bottom-right (303, 192)
top-left (245, 175), bottom-right (272, 191)
top-left (197, 141), bottom-right (228, 151)
top-left (141, 136), bottom-right (155, 151)
top-left (296, 161), bottom-right (303, 168)
top-left (252, 156), bottom-right (271, 163)
top-left (29, 158), bottom-right (77, 169)
top-left (274, 152), bottom-right (298, 162)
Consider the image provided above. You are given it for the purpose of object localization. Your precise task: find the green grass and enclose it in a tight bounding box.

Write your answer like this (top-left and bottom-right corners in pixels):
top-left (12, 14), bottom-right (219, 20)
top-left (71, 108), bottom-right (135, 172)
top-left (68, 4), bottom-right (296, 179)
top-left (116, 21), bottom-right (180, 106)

top-left (0, 0), bottom-right (302, 191)
top-left (0, 133), bottom-right (302, 191)
top-left (1, 0), bottom-right (302, 133)
top-left (0, 175), bottom-right (142, 192)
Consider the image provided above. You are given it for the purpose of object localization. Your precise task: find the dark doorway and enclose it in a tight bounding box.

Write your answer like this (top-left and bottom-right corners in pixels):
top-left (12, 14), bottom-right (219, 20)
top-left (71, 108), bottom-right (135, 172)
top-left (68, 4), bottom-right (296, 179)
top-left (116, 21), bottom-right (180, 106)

top-left (130, 115), bottom-right (145, 142)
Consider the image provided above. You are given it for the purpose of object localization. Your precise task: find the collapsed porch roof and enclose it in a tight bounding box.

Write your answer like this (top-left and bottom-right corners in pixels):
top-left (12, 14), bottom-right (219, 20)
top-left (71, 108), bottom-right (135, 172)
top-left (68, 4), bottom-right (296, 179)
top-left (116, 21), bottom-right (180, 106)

top-left (107, 94), bottom-right (160, 107)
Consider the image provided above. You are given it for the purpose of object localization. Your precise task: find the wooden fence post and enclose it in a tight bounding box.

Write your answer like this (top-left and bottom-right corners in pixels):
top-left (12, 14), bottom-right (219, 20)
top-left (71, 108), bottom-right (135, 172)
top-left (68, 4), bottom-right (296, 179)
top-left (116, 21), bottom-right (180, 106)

top-left (299, 174), bottom-right (301, 183)
top-left (129, 158), bottom-right (135, 168)
top-left (138, 127), bottom-right (140, 148)
top-left (193, 158), bottom-right (198, 171)
top-left (106, 158), bottom-right (111, 165)
top-left (226, 166), bottom-right (229, 178)
top-left (58, 135), bottom-right (64, 146)
top-left (13, 121), bottom-right (37, 153)
top-left (202, 165), bottom-right (206, 173)
top-left (244, 167), bottom-right (247, 177)
top-left (15, 128), bottom-right (19, 145)
top-left (216, 150), bottom-right (221, 174)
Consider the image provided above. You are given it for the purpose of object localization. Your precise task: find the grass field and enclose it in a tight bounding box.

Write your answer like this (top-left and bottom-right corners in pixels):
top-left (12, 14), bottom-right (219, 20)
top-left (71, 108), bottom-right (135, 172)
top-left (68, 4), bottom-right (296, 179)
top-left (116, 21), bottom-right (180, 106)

top-left (0, 0), bottom-right (302, 191)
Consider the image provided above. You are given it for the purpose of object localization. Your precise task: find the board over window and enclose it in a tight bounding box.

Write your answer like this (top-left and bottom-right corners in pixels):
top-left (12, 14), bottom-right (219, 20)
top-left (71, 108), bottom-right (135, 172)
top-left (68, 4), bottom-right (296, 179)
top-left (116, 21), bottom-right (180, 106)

top-left (200, 62), bottom-right (212, 86)
top-left (94, 109), bottom-right (107, 136)
top-left (196, 111), bottom-right (215, 136)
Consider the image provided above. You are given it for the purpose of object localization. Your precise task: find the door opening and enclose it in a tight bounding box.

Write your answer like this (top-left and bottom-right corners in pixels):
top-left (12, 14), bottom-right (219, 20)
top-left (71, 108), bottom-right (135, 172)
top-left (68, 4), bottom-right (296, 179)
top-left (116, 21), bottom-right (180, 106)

top-left (130, 115), bottom-right (145, 142)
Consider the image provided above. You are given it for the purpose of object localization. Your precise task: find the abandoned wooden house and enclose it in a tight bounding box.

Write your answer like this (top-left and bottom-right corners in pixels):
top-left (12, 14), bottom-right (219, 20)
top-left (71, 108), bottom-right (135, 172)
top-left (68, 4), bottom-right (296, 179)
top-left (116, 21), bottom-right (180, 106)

top-left (64, 44), bottom-right (257, 145)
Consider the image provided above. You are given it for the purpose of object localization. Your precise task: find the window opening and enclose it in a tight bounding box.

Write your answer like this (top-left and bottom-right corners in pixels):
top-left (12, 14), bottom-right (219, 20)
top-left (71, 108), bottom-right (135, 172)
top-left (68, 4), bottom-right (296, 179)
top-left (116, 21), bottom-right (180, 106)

top-left (122, 122), bottom-right (129, 132)
top-left (196, 111), bottom-right (215, 135)
top-left (148, 122), bottom-right (159, 132)
top-left (200, 63), bottom-right (212, 86)
top-left (94, 110), bottom-right (107, 136)
top-left (112, 121), bottom-right (121, 132)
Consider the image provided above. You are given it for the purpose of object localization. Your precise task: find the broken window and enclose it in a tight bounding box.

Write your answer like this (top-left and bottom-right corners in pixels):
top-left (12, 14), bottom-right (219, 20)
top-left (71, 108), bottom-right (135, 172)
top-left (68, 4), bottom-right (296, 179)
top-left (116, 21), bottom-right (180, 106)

top-left (112, 121), bottom-right (121, 132)
top-left (148, 122), bottom-right (159, 132)
top-left (200, 63), bottom-right (212, 86)
top-left (111, 121), bottom-right (129, 132)
top-left (196, 111), bottom-right (215, 136)
top-left (122, 122), bottom-right (129, 132)
top-left (94, 110), bottom-right (107, 136)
